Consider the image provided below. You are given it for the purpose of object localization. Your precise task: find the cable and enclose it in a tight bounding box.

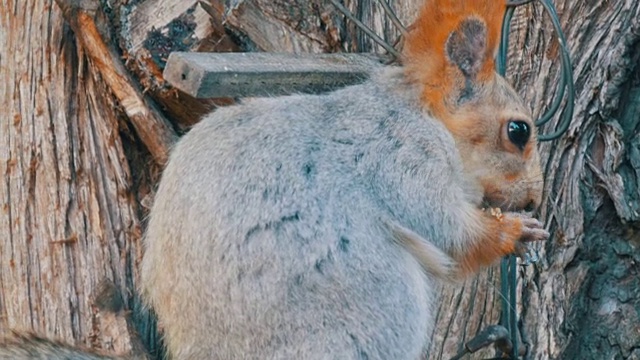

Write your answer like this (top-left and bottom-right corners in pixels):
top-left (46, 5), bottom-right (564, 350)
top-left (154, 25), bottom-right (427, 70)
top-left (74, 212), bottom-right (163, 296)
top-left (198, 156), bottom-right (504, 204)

top-left (328, 0), bottom-right (401, 58)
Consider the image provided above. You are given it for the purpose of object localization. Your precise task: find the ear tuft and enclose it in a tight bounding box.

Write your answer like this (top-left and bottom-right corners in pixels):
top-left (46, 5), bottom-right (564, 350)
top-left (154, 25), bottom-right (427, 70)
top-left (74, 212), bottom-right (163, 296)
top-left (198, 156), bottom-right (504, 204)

top-left (402, 0), bottom-right (506, 118)
top-left (445, 18), bottom-right (488, 79)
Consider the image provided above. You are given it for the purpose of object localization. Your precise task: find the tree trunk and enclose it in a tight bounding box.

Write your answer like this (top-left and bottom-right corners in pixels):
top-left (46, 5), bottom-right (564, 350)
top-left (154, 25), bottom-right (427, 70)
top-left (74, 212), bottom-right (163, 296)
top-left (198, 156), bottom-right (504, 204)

top-left (0, 0), bottom-right (148, 354)
top-left (1, 0), bottom-right (638, 359)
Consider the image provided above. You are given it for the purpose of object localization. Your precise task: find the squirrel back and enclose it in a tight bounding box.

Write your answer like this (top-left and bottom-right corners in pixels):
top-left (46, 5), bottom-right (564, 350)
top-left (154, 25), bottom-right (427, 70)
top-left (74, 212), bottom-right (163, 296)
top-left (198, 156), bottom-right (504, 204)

top-left (142, 68), bottom-right (462, 359)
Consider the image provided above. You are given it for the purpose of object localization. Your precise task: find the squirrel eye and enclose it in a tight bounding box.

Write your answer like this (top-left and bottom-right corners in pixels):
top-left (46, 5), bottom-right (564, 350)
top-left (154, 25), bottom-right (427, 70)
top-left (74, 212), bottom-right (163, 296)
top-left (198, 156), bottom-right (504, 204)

top-left (507, 120), bottom-right (530, 150)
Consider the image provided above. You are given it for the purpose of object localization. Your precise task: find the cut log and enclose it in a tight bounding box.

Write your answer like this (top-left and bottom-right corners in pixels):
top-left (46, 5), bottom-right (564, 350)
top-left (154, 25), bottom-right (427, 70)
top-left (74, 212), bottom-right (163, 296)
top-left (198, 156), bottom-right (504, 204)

top-left (128, 0), bottom-right (213, 56)
top-left (162, 52), bottom-right (386, 98)
top-left (121, 0), bottom-right (239, 129)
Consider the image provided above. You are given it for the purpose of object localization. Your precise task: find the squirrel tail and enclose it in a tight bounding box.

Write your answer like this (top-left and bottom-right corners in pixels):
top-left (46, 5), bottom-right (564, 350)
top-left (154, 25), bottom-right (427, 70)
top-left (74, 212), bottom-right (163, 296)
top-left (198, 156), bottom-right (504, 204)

top-left (0, 332), bottom-right (134, 360)
top-left (384, 220), bottom-right (460, 282)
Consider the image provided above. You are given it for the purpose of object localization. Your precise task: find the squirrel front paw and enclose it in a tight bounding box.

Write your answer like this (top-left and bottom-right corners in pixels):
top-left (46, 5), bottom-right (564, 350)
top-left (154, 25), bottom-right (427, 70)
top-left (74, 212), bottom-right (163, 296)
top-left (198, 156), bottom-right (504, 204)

top-left (441, 208), bottom-right (550, 276)
top-left (511, 213), bottom-right (548, 264)
top-left (505, 212), bottom-right (549, 243)
top-left (493, 210), bottom-right (549, 262)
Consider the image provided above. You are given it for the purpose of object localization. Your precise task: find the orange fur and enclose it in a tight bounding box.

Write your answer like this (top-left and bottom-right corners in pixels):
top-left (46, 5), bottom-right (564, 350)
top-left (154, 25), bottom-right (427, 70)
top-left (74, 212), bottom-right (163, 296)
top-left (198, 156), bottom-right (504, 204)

top-left (403, 0), bottom-right (506, 120)
top-left (456, 211), bottom-right (523, 275)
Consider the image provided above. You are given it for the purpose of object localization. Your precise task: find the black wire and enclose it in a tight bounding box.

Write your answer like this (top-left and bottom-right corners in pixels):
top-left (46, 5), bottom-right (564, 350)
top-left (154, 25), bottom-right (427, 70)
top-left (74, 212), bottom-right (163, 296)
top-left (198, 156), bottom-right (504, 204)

top-left (509, 255), bottom-right (518, 359)
top-left (535, 75), bottom-right (567, 127)
top-left (501, 0), bottom-right (575, 142)
top-left (498, 6), bottom-right (515, 75)
top-left (376, 0), bottom-right (408, 35)
top-left (536, 0), bottom-right (575, 141)
top-left (533, 0), bottom-right (569, 127)
top-left (500, 258), bottom-right (510, 344)
top-left (328, 0), bottom-right (402, 58)
top-left (498, 12), bottom-right (518, 358)
top-left (451, 1), bottom-right (574, 357)
top-left (496, 1), bottom-right (575, 356)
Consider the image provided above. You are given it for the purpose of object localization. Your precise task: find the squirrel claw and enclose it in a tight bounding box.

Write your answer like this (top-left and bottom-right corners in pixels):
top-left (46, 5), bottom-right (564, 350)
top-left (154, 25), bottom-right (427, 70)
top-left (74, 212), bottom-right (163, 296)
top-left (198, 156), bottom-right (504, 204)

top-left (512, 213), bottom-right (547, 265)
top-left (508, 213), bottom-right (550, 243)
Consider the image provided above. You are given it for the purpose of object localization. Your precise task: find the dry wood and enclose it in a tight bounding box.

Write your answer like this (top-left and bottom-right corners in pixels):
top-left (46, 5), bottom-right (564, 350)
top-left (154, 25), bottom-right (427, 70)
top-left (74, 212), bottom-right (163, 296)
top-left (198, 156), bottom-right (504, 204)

top-left (0, 0), bottom-right (148, 354)
top-left (225, 0), bottom-right (421, 54)
top-left (118, 0), bottom-right (239, 129)
top-left (505, 2), bottom-right (640, 359)
top-left (127, 0), bottom-right (213, 55)
top-left (163, 52), bottom-right (384, 98)
top-left (55, 0), bottom-right (177, 165)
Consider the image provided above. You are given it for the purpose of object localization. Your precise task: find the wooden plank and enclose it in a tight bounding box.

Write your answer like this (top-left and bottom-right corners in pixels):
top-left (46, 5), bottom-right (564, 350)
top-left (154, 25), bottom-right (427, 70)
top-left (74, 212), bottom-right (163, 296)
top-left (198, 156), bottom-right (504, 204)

top-left (162, 52), bottom-right (385, 98)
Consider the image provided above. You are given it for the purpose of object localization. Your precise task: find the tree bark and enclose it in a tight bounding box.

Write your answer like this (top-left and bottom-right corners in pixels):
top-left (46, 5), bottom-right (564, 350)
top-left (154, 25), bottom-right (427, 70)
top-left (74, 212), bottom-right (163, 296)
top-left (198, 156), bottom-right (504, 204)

top-left (0, 0), bottom-right (148, 355)
top-left (1, 0), bottom-right (638, 359)
top-left (511, 2), bottom-right (640, 359)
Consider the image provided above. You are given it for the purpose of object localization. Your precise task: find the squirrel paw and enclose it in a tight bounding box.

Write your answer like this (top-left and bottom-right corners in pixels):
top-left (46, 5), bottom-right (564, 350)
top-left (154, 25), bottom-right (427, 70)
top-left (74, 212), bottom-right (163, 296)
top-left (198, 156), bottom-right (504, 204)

top-left (509, 213), bottom-right (549, 243)
top-left (505, 212), bottom-right (548, 264)
top-left (493, 211), bottom-right (549, 257)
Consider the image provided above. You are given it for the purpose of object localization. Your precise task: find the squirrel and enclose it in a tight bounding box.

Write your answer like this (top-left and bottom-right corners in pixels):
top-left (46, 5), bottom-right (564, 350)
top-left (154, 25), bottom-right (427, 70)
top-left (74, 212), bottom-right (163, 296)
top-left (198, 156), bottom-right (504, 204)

top-left (0, 0), bottom-right (549, 359)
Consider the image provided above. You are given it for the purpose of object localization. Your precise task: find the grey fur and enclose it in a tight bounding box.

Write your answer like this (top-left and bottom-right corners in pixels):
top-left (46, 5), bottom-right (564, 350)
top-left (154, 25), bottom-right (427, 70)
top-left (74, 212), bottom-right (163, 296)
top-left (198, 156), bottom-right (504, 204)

top-left (0, 333), bottom-right (134, 360)
top-left (140, 67), bottom-right (486, 359)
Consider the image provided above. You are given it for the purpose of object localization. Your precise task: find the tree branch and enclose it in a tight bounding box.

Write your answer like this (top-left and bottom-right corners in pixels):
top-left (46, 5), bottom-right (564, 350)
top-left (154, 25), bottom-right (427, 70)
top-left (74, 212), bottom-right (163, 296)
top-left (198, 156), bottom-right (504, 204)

top-left (54, 0), bottom-right (178, 165)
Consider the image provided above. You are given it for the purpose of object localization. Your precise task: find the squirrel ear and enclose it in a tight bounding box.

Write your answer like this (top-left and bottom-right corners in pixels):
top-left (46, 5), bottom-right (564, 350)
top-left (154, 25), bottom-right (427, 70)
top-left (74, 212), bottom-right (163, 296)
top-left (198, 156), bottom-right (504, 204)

top-left (445, 18), bottom-right (488, 79)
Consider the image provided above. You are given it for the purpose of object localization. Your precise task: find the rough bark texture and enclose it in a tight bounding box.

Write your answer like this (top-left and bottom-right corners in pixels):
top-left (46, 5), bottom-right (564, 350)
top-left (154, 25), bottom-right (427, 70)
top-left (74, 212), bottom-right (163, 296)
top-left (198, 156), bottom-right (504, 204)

top-left (1, 0), bottom-right (638, 359)
top-left (225, 0), bottom-right (421, 54)
top-left (510, 2), bottom-right (640, 359)
top-left (0, 0), bottom-right (147, 355)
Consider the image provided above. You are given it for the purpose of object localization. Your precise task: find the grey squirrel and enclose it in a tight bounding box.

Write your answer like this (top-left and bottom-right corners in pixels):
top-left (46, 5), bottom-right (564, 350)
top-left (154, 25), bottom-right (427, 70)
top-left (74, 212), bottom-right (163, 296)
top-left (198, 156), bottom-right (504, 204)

top-left (0, 0), bottom-right (549, 358)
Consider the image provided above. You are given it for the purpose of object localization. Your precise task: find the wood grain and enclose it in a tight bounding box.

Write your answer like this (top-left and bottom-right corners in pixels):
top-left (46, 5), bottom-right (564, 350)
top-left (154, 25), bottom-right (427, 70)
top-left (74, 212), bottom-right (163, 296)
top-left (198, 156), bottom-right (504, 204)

top-left (55, 0), bottom-right (177, 165)
top-left (128, 0), bottom-right (212, 55)
top-left (0, 0), bottom-right (146, 355)
top-left (163, 52), bottom-right (384, 98)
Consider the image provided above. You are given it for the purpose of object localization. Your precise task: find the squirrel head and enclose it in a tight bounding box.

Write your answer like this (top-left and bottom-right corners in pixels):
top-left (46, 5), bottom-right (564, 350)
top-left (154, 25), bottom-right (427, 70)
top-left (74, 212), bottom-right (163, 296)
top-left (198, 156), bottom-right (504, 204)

top-left (403, 0), bottom-right (543, 212)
